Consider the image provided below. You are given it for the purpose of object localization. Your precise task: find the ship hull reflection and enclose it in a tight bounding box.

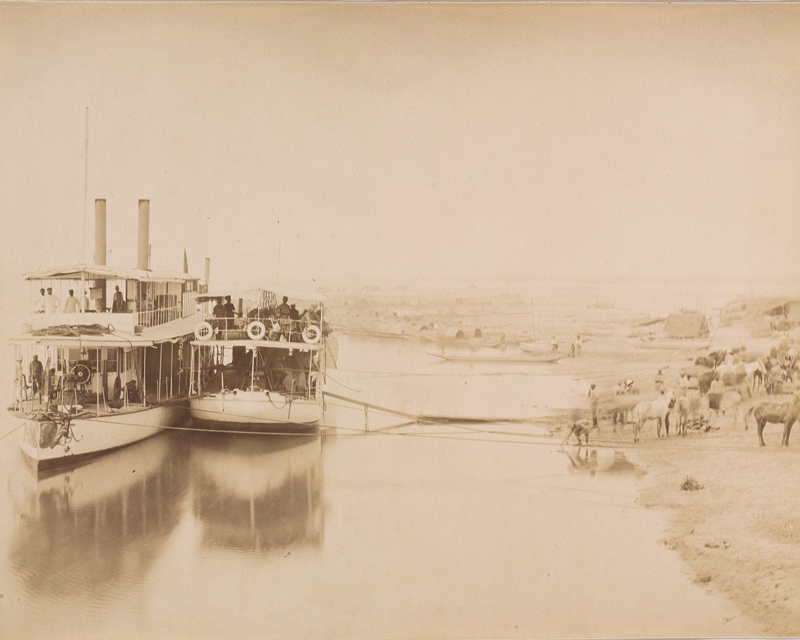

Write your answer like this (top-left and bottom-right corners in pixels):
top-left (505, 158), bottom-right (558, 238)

top-left (190, 432), bottom-right (324, 555)
top-left (7, 431), bottom-right (189, 598)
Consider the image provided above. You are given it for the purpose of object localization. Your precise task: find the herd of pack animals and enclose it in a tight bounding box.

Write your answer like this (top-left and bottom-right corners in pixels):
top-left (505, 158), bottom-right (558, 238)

top-left (572, 346), bottom-right (800, 448)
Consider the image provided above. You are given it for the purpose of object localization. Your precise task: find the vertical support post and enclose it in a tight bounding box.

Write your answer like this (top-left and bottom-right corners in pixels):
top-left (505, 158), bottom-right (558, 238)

top-left (143, 347), bottom-right (147, 407)
top-left (250, 346), bottom-right (256, 390)
top-left (189, 344), bottom-right (195, 396)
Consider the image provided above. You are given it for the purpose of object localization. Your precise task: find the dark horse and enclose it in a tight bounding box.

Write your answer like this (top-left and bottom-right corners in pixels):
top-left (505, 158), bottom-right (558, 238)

top-left (746, 393), bottom-right (800, 447)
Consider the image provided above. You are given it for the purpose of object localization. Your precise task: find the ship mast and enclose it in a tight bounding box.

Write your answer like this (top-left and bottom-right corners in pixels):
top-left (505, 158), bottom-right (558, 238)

top-left (82, 107), bottom-right (89, 264)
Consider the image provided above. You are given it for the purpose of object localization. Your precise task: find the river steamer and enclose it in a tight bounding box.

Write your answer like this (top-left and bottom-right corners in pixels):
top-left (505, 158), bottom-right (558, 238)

top-left (8, 200), bottom-right (200, 471)
top-left (188, 288), bottom-right (333, 432)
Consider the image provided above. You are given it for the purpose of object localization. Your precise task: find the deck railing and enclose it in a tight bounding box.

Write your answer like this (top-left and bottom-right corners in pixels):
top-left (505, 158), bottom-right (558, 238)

top-left (198, 313), bottom-right (322, 343)
top-left (182, 291), bottom-right (197, 318)
top-left (135, 306), bottom-right (182, 328)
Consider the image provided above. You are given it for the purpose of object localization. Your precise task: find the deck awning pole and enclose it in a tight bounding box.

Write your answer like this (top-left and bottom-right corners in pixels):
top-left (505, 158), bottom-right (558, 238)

top-left (250, 346), bottom-right (256, 390)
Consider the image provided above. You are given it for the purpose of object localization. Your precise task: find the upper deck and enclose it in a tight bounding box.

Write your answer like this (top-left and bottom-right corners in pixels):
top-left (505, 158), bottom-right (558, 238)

top-left (23, 263), bottom-right (200, 336)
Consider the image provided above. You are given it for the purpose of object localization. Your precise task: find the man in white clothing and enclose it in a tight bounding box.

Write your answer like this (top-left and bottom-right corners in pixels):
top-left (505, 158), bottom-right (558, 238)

top-left (63, 289), bottom-right (79, 313)
top-left (43, 288), bottom-right (60, 314)
top-left (33, 288), bottom-right (45, 313)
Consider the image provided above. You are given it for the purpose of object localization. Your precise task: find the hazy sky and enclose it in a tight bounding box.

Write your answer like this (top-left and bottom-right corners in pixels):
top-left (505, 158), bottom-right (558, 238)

top-left (1, 2), bottom-right (799, 291)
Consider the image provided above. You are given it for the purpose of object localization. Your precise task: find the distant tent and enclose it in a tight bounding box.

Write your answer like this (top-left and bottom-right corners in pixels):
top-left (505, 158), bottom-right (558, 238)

top-left (663, 313), bottom-right (710, 339)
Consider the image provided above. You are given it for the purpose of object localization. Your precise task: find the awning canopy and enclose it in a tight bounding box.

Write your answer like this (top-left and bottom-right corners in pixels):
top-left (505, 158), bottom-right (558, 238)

top-left (197, 286), bottom-right (323, 304)
top-left (24, 263), bottom-right (199, 284)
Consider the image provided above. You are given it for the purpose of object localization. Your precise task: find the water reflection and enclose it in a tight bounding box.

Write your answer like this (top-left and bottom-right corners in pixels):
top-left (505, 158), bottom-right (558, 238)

top-left (189, 432), bottom-right (324, 554)
top-left (560, 445), bottom-right (641, 475)
top-left (6, 431), bottom-right (189, 598)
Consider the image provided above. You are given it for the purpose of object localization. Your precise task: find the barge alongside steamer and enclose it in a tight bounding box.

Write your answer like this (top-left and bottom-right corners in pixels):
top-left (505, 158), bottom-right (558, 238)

top-left (8, 200), bottom-right (200, 471)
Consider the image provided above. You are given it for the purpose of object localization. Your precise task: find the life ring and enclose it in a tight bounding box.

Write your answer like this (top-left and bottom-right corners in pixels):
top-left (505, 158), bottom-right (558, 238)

top-left (302, 325), bottom-right (321, 344)
top-left (246, 321), bottom-right (266, 340)
top-left (194, 321), bottom-right (214, 341)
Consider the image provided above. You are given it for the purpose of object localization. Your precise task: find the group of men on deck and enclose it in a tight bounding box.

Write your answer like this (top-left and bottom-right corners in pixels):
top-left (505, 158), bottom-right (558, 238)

top-left (33, 287), bottom-right (89, 313)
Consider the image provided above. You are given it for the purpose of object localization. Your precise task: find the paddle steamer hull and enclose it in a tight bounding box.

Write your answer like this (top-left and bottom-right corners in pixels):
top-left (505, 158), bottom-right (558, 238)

top-left (11, 401), bottom-right (187, 471)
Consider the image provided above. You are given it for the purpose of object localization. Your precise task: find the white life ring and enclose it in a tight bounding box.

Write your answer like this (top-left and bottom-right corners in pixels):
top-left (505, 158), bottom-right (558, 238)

top-left (194, 321), bottom-right (214, 341)
top-left (302, 325), bottom-right (321, 344)
top-left (247, 321), bottom-right (266, 341)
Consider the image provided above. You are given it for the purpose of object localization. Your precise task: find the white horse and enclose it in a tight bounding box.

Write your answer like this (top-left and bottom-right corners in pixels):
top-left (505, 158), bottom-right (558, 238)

top-left (744, 359), bottom-right (766, 390)
top-left (632, 389), bottom-right (676, 443)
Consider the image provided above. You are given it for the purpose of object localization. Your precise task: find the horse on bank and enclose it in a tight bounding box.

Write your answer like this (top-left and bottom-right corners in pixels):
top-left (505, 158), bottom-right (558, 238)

top-left (632, 389), bottom-right (676, 443)
top-left (746, 393), bottom-right (800, 447)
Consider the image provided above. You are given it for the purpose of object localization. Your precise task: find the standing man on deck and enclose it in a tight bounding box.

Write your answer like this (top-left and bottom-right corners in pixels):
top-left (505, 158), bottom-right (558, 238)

top-left (29, 355), bottom-right (43, 399)
top-left (277, 296), bottom-right (291, 317)
top-left (43, 288), bottom-right (60, 314)
top-left (63, 289), bottom-right (79, 313)
top-left (33, 288), bottom-right (45, 313)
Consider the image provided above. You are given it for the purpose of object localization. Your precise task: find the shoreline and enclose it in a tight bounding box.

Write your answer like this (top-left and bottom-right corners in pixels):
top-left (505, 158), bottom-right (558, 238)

top-left (554, 335), bottom-right (800, 637)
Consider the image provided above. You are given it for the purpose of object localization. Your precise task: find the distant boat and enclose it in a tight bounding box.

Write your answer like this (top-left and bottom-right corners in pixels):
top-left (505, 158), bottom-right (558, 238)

top-left (428, 352), bottom-right (560, 364)
top-left (420, 326), bottom-right (505, 349)
top-left (519, 340), bottom-right (555, 354)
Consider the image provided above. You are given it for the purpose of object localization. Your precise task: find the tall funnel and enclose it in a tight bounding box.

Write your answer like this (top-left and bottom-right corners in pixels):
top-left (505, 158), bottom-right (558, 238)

top-left (137, 200), bottom-right (150, 270)
top-left (204, 258), bottom-right (211, 286)
top-left (94, 199), bottom-right (106, 266)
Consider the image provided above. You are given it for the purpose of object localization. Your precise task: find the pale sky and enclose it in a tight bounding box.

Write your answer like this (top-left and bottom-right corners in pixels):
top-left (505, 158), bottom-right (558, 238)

top-left (1, 2), bottom-right (799, 291)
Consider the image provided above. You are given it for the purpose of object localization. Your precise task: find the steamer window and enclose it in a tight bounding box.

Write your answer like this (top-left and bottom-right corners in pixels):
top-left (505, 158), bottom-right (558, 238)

top-left (106, 348), bottom-right (118, 373)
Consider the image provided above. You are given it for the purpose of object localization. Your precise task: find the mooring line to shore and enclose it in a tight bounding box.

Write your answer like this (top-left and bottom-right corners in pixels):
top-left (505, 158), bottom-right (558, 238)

top-left (1, 410), bottom-right (784, 453)
top-left (4, 398), bottom-right (786, 453)
top-left (0, 422), bottom-right (25, 443)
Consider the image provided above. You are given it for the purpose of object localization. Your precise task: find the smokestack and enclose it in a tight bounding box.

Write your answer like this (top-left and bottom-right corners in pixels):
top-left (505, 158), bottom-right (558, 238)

top-left (94, 199), bottom-right (106, 266)
top-left (204, 258), bottom-right (211, 286)
top-left (137, 200), bottom-right (149, 270)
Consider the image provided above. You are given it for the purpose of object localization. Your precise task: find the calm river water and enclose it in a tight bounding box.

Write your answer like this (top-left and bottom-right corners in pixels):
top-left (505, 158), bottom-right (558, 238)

top-left (0, 334), bottom-right (758, 639)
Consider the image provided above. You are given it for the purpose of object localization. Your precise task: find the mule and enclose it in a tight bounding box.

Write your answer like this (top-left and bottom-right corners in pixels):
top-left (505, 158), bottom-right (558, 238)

top-left (674, 396), bottom-right (692, 437)
top-left (632, 389), bottom-right (676, 443)
top-left (746, 394), bottom-right (800, 447)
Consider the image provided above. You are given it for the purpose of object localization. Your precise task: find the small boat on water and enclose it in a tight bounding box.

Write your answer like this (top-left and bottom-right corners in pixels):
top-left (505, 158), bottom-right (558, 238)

top-left (188, 288), bottom-right (336, 431)
top-left (419, 326), bottom-right (505, 349)
top-left (428, 351), bottom-right (560, 364)
top-left (519, 340), bottom-right (556, 354)
top-left (8, 200), bottom-right (199, 472)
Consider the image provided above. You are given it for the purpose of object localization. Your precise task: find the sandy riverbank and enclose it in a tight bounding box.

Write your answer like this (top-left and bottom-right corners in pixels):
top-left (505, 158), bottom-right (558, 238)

top-left (631, 416), bottom-right (800, 637)
top-left (558, 334), bottom-right (800, 637)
